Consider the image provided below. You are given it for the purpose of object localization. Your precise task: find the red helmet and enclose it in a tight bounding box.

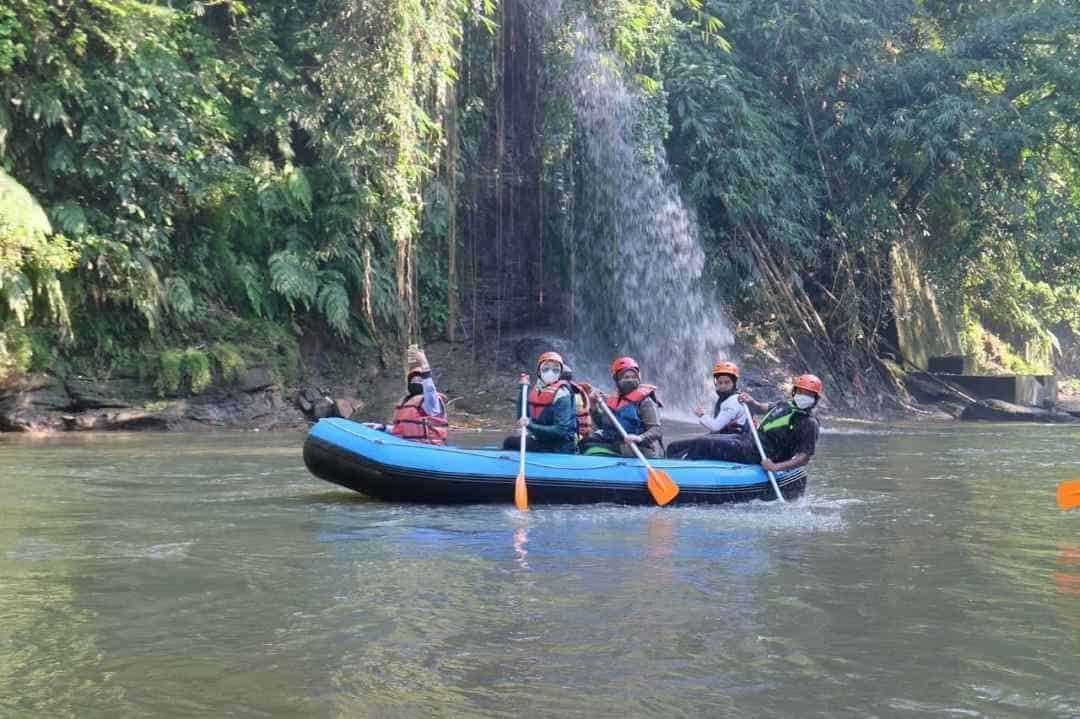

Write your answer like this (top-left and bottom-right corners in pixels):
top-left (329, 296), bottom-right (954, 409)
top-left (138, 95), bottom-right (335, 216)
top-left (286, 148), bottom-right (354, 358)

top-left (712, 361), bottom-right (740, 379)
top-left (536, 351), bottom-right (564, 370)
top-left (610, 356), bottom-right (640, 378)
top-left (793, 373), bottom-right (823, 395)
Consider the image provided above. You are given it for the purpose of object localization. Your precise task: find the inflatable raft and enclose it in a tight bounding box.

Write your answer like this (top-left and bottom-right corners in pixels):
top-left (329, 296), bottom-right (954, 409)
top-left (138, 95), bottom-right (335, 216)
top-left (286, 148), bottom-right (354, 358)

top-left (303, 418), bottom-right (807, 505)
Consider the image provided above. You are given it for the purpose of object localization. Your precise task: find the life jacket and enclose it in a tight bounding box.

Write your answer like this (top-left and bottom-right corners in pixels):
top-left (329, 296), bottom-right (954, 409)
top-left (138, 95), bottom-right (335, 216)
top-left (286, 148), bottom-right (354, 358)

top-left (758, 401), bottom-right (808, 434)
top-left (569, 381), bottom-right (593, 440)
top-left (390, 392), bottom-right (449, 445)
top-left (605, 384), bottom-right (661, 436)
top-left (527, 380), bottom-right (568, 423)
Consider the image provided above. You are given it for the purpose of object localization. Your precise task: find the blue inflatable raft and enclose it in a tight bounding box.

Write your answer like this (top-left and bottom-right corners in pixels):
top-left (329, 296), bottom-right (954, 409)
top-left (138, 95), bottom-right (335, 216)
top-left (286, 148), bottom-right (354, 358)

top-left (303, 418), bottom-right (807, 505)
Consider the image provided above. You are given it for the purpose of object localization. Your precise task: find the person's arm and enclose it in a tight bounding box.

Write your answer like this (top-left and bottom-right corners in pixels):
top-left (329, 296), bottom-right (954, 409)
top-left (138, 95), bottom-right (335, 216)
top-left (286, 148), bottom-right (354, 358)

top-left (628, 397), bottom-right (662, 445)
top-left (738, 392), bottom-right (772, 414)
top-left (527, 389), bottom-right (577, 442)
top-left (762, 452), bottom-right (809, 473)
top-left (419, 375), bottom-right (442, 416)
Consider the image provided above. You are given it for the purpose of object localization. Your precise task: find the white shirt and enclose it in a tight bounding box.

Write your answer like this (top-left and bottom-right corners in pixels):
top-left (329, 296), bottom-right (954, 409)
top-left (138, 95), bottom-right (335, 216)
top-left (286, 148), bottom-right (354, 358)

top-left (698, 394), bottom-right (748, 433)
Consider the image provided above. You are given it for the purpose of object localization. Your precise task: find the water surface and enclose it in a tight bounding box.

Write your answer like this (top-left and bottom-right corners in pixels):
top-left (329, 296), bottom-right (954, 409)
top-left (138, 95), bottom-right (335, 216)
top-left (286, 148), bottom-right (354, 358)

top-left (1, 422), bottom-right (1078, 717)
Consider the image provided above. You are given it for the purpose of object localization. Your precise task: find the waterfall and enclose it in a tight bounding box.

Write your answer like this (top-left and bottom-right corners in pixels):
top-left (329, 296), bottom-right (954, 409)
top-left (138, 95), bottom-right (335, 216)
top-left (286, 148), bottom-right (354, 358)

top-left (556, 15), bottom-right (734, 413)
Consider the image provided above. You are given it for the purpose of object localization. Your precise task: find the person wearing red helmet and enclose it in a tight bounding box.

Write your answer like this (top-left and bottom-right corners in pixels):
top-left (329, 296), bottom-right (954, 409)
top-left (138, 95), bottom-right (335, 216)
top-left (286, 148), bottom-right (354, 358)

top-left (667, 373), bottom-right (822, 472)
top-left (586, 356), bottom-right (664, 458)
top-left (665, 360), bottom-right (748, 459)
top-left (502, 351), bottom-right (578, 454)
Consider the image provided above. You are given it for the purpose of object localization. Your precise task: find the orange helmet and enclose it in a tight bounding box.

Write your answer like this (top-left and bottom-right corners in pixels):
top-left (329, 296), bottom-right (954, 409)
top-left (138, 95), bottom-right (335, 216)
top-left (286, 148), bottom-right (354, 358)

top-left (793, 373), bottom-right (823, 395)
top-left (610, 356), bottom-right (640, 378)
top-left (712, 361), bottom-right (740, 379)
top-left (536, 351), bottom-right (564, 370)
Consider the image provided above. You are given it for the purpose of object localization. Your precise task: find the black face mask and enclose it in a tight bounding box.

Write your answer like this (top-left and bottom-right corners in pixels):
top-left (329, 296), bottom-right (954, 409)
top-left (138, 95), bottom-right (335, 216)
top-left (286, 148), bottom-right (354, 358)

top-left (715, 387), bottom-right (735, 401)
top-left (407, 381), bottom-right (423, 397)
top-left (617, 378), bottom-right (640, 394)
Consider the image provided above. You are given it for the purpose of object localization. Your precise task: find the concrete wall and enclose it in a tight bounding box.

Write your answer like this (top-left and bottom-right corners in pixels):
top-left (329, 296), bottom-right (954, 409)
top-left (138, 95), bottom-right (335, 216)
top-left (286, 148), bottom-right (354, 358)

top-left (890, 236), bottom-right (964, 370)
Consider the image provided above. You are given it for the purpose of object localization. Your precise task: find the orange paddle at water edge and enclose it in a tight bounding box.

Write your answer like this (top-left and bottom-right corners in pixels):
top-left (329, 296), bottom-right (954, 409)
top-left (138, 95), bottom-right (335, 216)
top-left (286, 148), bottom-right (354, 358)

top-left (1058, 480), bottom-right (1080, 511)
top-left (514, 374), bottom-right (530, 511)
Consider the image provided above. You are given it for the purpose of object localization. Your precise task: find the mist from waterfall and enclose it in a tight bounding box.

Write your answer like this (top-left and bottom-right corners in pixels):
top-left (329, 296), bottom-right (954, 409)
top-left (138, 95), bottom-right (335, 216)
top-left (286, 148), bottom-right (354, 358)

top-left (547, 12), bottom-right (734, 413)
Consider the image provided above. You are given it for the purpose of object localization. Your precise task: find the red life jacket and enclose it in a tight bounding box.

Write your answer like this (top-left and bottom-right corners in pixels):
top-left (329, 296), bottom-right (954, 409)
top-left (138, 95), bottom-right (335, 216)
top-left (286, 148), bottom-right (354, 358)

top-left (527, 380), bottom-right (568, 420)
top-left (605, 384), bottom-right (661, 437)
top-left (391, 393), bottom-right (448, 445)
top-left (605, 384), bottom-right (661, 411)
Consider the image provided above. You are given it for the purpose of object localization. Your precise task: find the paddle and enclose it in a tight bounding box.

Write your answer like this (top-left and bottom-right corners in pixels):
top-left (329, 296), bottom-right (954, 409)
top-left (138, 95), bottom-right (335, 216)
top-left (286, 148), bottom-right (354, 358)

top-left (745, 412), bottom-right (786, 504)
top-left (1058, 480), bottom-right (1080, 511)
top-left (597, 396), bottom-right (679, 506)
top-left (514, 374), bottom-right (529, 511)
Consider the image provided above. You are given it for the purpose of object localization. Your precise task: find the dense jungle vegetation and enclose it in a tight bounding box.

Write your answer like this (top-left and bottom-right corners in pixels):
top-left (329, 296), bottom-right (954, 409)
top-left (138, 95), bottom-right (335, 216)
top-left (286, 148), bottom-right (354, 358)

top-left (1, 0), bottom-right (1078, 396)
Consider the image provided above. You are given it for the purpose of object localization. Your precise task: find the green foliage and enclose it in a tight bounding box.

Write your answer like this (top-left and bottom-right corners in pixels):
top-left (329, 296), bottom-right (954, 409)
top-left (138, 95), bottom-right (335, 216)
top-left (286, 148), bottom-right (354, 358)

top-left (212, 342), bottom-right (246, 384)
top-left (183, 348), bottom-right (212, 395)
top-left (156, 349), bottom-right (183, 396)
top-left (1, 0), bottom-right (1077, 387)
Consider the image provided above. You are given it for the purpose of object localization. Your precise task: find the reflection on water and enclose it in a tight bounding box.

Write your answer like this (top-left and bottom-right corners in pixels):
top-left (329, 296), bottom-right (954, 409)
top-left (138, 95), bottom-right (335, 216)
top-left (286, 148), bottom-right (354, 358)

top-left (0, 424), bottom-right (1079, 717)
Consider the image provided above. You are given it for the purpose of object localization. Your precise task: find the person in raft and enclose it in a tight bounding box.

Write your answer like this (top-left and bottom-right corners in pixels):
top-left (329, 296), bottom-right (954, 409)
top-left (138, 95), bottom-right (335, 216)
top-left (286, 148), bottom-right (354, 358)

top-left (665, 361), bottom-right (749, 460)
top-left (584, 356), bottom-right (664, 458)
top-left (559, 363), bottom-right (595, 446)
top-left (667, 373), bottom-right (822, 473)
top-left (502, 351), bottom-right (578, 454)
top-left (365, 345), bottom-right (448, 445)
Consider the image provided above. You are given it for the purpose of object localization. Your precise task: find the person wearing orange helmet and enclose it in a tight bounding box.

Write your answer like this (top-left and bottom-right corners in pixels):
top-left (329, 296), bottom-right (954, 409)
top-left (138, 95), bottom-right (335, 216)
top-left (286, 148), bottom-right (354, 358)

top-left (668, 373), bottom-right (822, 472)
top-left (665, 360), bottom-right (748, 459)
top-left (502, 350), bottom-right (578, 454)
top-left (586, 356), bottom-right (664, 458)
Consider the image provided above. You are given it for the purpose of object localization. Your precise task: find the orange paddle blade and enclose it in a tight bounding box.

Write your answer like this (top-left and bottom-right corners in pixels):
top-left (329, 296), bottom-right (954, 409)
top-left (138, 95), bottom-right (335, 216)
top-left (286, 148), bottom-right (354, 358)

top-left (515, 470), bottom-right (529, 511)
top-left (647, 467), bottom-right (679, 506)
top-left (1058, 480), bottom-right (1080, 511)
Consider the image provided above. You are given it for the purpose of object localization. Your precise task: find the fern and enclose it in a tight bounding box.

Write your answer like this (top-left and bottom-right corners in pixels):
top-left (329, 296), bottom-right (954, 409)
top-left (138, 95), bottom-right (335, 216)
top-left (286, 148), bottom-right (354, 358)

top-left (164, 276), bottom-right (196, 319)
top-left (0, 269), bottom-right (33, 325)
top-left (269, 249), bottom-right (318, 309)
top-left (316, 272), bottom-right (352, 336)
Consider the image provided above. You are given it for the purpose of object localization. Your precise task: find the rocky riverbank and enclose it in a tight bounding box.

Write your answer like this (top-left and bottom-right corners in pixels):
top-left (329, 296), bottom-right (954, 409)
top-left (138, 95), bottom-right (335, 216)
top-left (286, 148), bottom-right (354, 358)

top-left (3, 336), bottom-right (1077, 433)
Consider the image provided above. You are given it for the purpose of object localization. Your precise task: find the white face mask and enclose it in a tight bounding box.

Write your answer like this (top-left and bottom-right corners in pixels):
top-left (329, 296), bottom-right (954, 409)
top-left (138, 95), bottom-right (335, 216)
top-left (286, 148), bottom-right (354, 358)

top-left (793, 393), bottom-right (816, 410)
top-left (539, 364), bottom-right (562, 385)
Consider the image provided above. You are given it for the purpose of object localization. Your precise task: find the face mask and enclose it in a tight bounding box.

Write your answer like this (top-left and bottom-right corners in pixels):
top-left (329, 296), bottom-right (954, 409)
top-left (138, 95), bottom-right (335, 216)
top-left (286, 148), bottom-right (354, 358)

top-left (540, 369), bottom-right (561, 385)
top-left (618, 378), bottom-right (640, 394)
top-left (794, 393), bottom-right (815, 410)
top-left (407, 381), bottom-right (423, 397)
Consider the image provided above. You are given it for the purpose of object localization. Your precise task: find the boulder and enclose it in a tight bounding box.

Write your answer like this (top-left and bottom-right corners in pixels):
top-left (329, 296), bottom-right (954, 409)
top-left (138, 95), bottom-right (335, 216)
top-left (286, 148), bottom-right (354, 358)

top-left (238, 366), bottom-right (274, 393)
top-left (311, 396), bottom-right (337, 419)
top-left (64, 377), bottom-right (146, 410)
top-left (333, 398), bottom-right (363, 419)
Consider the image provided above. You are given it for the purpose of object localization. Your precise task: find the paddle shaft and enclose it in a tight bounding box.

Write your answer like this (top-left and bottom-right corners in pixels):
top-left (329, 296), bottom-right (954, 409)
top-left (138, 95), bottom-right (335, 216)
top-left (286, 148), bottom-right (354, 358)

top-left (746, 413), bottom-right (786, 503)
top-left (518, 381), bottom-right (529, 475)
top-left (513, 375), bottom-right (530, 510)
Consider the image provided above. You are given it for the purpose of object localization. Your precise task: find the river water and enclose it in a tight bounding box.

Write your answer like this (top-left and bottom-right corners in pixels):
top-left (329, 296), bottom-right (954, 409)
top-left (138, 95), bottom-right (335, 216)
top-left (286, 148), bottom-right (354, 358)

top-left (1, 422), bottom-right (1078, 717)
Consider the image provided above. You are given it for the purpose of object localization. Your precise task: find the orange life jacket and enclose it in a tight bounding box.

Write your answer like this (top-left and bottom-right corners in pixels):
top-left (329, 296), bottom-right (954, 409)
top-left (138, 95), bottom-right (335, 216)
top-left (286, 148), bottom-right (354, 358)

top-left (390, 393), bottom-right (449, 445)
top-left (605, 384), bottom-right (661, 411)
top-left (527, 380), bottom-right (567, 420)
top-left (605, 384), bottom-right (661, 436)
top-left (569, 381), bottom-right (593, 439)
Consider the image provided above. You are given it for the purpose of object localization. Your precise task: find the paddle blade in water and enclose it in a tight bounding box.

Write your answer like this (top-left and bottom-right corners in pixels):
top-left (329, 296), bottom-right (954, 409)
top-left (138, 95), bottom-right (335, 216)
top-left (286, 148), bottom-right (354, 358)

top-left (647, 468), bottom-right (679, 506)
top-left (1058, 480), bottom-right (1080, 511)
top-left (515, 470), bottom-right (529, 511)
